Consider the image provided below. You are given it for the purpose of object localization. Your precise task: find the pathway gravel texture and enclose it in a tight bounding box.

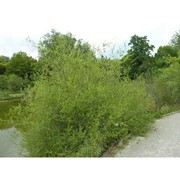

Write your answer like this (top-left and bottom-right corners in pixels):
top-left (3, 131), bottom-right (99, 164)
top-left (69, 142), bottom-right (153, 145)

top-left (115, 111), bottom-right (180, 157)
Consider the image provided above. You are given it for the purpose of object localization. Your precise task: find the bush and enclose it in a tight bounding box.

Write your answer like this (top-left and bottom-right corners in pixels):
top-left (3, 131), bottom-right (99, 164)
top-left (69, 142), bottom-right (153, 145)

top-left (7, 74), bottom-right (26, 91)
top-left (151, 63), bottom-right (180, 107)
top-left (146, 56), bottom-right (180, 111)
top-left (0, 63), bottom-right (6, 75)
top-left (0, 74), bottom-right (30, 92)
top-left (11, 54), bottom-right (155, 157)
top-left (0, 75), bottom-right (8, 90)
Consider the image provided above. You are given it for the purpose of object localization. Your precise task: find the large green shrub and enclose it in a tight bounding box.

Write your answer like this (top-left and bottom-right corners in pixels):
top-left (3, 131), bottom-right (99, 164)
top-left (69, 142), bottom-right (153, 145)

top-left (12, 53), bottom-right (155, 157)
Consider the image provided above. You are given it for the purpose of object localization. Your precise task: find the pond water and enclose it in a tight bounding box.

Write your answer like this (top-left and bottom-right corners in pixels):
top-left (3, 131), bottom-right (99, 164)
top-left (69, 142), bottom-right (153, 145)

top-left (0, 99), bottom-right (27, 157)
top-left (0, 127), bottom-right (26, 157)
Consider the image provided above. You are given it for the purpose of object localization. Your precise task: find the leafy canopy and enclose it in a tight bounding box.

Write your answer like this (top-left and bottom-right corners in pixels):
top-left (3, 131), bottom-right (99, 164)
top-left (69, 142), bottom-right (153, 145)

top-left (154, 45), bottom-right (178, 69)
top-left (38, 29), bottom-right (95, 61)
top-left (120, 35), bottom-right (155, 79)
top-left (169, 30), bottom-right (180, 50)
top-left (0, 63), bottom-right (6, 75)
top-left (6, 51), bottom-right (37, 80)
top-left (0, 55), bottom-right (10, 64)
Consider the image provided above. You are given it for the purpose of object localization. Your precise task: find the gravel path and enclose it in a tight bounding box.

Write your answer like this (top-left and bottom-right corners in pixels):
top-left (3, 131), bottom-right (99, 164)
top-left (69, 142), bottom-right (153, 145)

top-left (115, 111), bottom-right (180, 157)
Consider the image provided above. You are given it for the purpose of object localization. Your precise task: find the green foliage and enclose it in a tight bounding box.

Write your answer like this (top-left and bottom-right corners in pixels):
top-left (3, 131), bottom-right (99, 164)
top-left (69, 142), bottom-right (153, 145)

top-left (170, 30), bottom-right (180, 50)
top-left (35, 30), bottom-right (96, 82)
top-left (128, 35), bottom-right (155, 56)
top-left (155, 45), bottom-right (178, 59)
top-left (6, 52), bottom-right (37, 80)
top-left (0, 91), bottom-right (24, 101)
top-left (120, 35), bottom-right (155, 79)
top-left (0, 56), bottom-right (10, 64)
top-left (147, 57), bottom-right (180, 109)
top-left (38, 30), bottom-right (76, 60)
top-left (38, 29), bottom-right (95, 61)
top-left (0, 99), bottom-right (21, 129)
top-left (0, 74), bottom-right (29, 91)
top-left (0, 63), bottom-right (6, 75)
top-left (36, 30), bottom-right (95, 79)
top-left (98, 59), bottom-right (121, 79)
top-left (0, 75), bottom-right (8, 90)
top-left (11, 51), bottom-right (155, 157)
top-left (6, 30), bottom-right (180, 157)
top-left (154, 45), bottom-right (178, 69)
top-left (7, 74), bottom-right (24, 91)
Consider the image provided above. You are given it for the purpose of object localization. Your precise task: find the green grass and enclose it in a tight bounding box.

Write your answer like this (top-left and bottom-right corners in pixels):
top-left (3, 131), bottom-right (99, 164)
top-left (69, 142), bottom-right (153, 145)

top-left (0, 90), bottom-right (24, 101)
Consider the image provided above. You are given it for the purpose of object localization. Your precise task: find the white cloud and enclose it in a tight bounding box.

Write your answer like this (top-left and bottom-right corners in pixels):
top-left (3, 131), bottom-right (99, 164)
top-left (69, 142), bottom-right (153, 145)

top-left (0, 0), bottom-right (179, 58)
top-left (0, 34), bottom-right (38, 58)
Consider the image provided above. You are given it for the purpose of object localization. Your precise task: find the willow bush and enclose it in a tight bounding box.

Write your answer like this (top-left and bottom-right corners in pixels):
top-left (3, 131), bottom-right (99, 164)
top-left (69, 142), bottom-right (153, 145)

top-left (10, 50), bottom-right (157, 157)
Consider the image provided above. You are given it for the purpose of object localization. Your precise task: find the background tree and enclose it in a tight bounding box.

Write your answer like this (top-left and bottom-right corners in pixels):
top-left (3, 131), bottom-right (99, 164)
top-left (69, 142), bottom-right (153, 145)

top-left (6, 52), bottom-right (37, 80)
top-left (0, 56), bottom-right (9, 75)
top-left (0, 74), bottom-right (27, 91)
top-left (0, 63), bottom-right (6, 75)
top-left (169, 30), bottom-right (180, 50)
top-left (0, 75), bottom-right (8, 90)
top-left (120, 35), bottom-right (155, 79)
top-left (0, 55), bottom-right (10, 64)
top-left (154, 45), bottom-right (178, 68)
top-left (7, 74), bottom-right (25, 91)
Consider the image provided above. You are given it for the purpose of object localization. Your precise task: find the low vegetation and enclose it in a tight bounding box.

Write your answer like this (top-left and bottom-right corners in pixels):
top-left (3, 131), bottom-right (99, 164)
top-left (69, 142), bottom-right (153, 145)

top-left (0, 99), bottom-right (21, 129)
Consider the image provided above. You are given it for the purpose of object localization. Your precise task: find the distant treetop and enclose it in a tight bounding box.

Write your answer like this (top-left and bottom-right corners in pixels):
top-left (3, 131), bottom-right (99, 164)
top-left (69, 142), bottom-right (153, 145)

top-left (169, 30), bottom-right (180, 50)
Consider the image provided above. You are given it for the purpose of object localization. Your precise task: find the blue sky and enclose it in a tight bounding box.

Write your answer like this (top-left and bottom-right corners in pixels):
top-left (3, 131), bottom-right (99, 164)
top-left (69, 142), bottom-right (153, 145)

top-left (0, 0), bottom-right (179, 58)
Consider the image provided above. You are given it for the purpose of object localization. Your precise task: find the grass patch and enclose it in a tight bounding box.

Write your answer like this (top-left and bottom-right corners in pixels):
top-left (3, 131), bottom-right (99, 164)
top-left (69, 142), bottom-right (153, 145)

top-left (0, 91), bottom-right (24, 101)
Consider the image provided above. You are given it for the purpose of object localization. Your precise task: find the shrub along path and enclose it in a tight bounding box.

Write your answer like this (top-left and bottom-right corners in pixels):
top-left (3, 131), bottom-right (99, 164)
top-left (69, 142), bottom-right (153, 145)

top-left (114, 111), bottom-right (180, 157)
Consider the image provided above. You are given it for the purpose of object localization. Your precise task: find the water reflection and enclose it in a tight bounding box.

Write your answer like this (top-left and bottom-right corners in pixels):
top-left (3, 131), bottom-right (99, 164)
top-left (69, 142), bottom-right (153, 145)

top-left (0, 127), bottom-right (27, 157)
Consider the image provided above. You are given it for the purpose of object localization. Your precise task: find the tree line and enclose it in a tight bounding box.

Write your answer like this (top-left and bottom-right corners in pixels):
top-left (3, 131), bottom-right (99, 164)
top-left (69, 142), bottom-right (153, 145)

top-left (0, 52), bottom-right (37, 91)
top-left (1, 29), bottom-right (180, 89)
